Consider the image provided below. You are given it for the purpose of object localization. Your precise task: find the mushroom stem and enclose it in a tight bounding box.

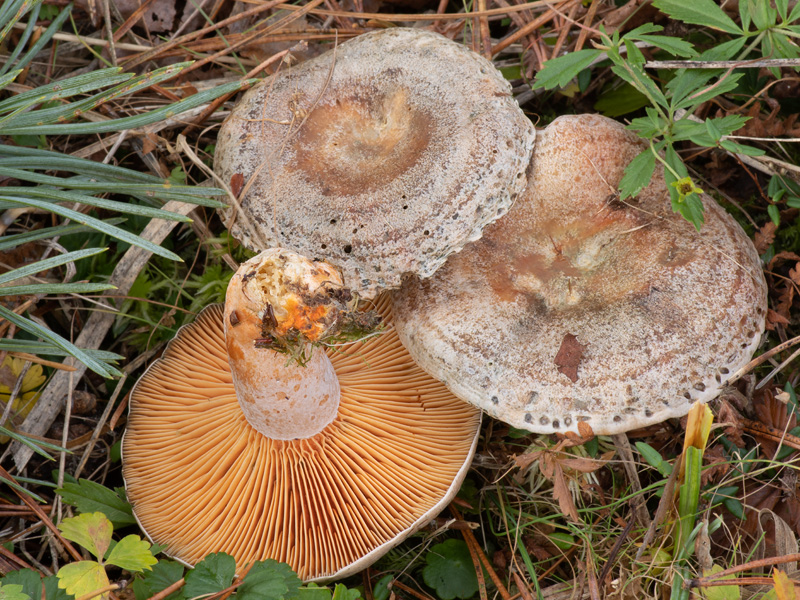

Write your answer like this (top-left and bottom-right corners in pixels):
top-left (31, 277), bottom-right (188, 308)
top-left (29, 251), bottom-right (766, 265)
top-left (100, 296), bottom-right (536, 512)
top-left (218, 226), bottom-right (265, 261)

top-left (223, 249), bottom-right (373, 440)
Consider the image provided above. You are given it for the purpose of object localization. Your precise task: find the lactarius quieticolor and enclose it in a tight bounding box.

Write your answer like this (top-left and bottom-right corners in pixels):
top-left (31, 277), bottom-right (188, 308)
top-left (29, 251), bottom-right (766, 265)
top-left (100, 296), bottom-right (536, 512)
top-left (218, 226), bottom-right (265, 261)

top-left (122, 249), bottom-right (481, 581)
top-left (392, 114), bottom-right (767, 436)
top-left (214, 27), bottom-right (536, 298)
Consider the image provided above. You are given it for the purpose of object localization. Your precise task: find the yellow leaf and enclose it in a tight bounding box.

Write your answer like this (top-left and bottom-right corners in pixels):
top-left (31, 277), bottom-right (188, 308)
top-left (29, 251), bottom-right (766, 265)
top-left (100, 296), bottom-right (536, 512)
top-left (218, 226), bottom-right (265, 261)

top-left (700, 564), bottom-right (740, 600)
top-left (57, 561), bottom-right (110, 600)
top-left (772, 569), bottom-right (799, 600)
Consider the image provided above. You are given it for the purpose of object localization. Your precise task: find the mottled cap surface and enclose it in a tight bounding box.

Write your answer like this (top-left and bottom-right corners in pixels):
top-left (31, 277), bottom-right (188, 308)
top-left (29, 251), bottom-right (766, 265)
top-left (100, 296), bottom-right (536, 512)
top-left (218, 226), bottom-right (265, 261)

top-left (392, 114), bottom-right (767, 435)
top-left (214, 27), bottom-right (535, 298)
top-left (123, 295), bottom-right (481, 581)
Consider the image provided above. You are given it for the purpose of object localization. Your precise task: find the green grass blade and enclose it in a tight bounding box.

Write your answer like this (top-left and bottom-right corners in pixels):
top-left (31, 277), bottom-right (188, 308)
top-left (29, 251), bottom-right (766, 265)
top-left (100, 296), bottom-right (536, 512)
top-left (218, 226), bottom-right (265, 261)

top-left (0, 304), bottom-right (120, 378)
top-left (0, 69), bottom-right (21, 93)
top-left (2, 61), bottom-right (190, 129)
top-left (0, 283), bottom-right (115, 296)
top-left (0, 475), bottom-right (49, 500)
top-left (2, 187), bottom-right (197, 219)
top-left (0, 339), bottom-right (121, 361)
top-left (8, 3), bottom-right (72, 71)
top-left (0, 196), bottom-right (182, 261)
top-left (0, 69), bottom-right (130, 112)
top-left (0, 219), bottom-right (126, 251)
top-left (0, 0), bottom-right (38, 74)
top-left (0, 0), bottom-right (37, 45)
top-left (0, 79), bottom-right (252, 135)
top-left (0, 247), bottom-right (107, 286)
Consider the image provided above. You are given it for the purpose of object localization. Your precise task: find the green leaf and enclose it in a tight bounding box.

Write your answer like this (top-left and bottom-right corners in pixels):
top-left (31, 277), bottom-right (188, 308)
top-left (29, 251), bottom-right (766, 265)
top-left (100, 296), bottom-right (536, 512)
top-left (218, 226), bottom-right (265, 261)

top-left (609, 61), bottom-right (668, 110)
top-left (58, 512), bottom-right (113, 560)
top-left (663, 146), bottom-right (705, 230)
top-left (594, 83), bottom-right (650, 117)
top-left (295, 587), bottom-right (333, 600)
top-left (628, 34), bottom-right (697, 57)
top-left (635, 441), bottom-right (673, 476)
top-left (132, 560), bottom-right (186, 600)
top-left (56, 561), bottom-right (109, 600)
top-left (331, 584), bottom-right (361, 600)
top-left (372, 575), bottom-right (394, 600)
top-left (788, 0), bottom-right (800, 23)
top-left (699, 564), bottom-right (740, 600)
top-left (768, 203), bottom-right (780, 226)
top-left (422, 539), bottom-right (479, 600)
top-left (57, 479), bottom-right (136, 528)
top-left (2, 569), bottom-right (43, 600)
top-left (619, 149), bottom-right (656, 200)
top-left (651, 0), bottom-right (742, 34)
top-left (106, 535), bottom-right (157, 572)
top-left (0, 584), bottom-right (30, 600)
top-left (719, 139), bottom-right (766, 156)
top-left (698, 37), bottom-right (746, 61)
top-left (43, 575), bottom-right (72, 600)
top-left (236, 560), bottom-right (302, 600)
top-left (627, 107), bottom-right (668, 138)
top-left (532, 49), bottom-right (602, 90)
top-left (184, 553), bottom-right (236, 598)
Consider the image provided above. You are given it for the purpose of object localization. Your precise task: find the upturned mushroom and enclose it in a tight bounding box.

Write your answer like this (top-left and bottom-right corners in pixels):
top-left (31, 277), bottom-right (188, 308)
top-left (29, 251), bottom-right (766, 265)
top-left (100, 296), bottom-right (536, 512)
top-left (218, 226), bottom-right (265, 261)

top-left (122, 249), bottom-right (481, 581)
top-left (392, 114), bottom-right (767, 436)
top-left (214, 27), bottom-right (535, 298)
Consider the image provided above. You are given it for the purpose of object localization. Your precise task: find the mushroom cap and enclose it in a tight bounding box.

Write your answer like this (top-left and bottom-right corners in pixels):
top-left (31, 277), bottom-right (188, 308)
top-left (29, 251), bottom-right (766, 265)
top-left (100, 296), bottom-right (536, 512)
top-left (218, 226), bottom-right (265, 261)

top-left (392, 114), bottom-right (767, 436)
top-left (214, 27), bottom-right (536, 298)
top-left (122, 294), bottom-right (481, 581)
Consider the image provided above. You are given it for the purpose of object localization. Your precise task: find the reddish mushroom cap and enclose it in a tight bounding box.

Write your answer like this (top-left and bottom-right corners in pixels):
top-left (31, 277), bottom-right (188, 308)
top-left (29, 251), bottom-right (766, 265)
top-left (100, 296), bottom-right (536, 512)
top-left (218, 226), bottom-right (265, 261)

top-left (214, 27), bottom-right (535, 298)
top-left (392, 114), bottom-right (767, 435)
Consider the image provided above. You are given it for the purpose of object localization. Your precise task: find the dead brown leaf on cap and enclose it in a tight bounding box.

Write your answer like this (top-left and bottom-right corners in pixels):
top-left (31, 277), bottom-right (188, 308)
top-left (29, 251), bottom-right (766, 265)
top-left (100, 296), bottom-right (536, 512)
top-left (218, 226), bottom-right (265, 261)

top-left (554, 333), bottom-right (585, 383)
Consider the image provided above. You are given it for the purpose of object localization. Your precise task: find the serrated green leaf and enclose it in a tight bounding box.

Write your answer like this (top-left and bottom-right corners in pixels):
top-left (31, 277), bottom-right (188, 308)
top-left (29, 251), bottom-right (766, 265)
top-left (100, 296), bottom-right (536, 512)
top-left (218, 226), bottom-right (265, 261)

top-left (2, 569), bottom-right (43, 600)
top-left (532, 49), bottom-right (602, 90)
top-left (0, 583), bottom-right (30, 600)
top-left (719, 139), bottom-right (766, 156)
top-left (699, 37), bottom-right (747, 61)
top-left (296, 587), bottom-right (332, 600)
top-left (184, 553), bottom-right (235, 598)
top-left (769, 32), bottom-right (800, 60)
top-left (675, 72), bottom-right (744, 111)
top-left (43, 576), bottom-right (72, 600)
top-left (652, 0), bottom-right (742, 34)
top-left (106, 535), bottom-right (157, 572)
top-left (789, 0), bottom-right (800, 22)
top-left (619, 149), bottom-right (656, 200)
top-left (609, 61), bottom-right (668, 109)
top-left (331, 584), bottom-right (361, 600)
top-left (132, 560), bottom-right (186, 600)
top-left (57, 479), bottom-right (135, 528)
top-left (237, 560), bottom-right (302, 600)
top-left (628, 34), bottom-right (697, 57)
top-left (56, 561), bottom-right (109, 600)
top-left (422, 539), bottom-right (479, 600)
top-left (594, 83), bottom-right (649, 117)
top-left (627, 107), bottom-right (668, 138)
top-left (58, 512), bottom-right (113, 560)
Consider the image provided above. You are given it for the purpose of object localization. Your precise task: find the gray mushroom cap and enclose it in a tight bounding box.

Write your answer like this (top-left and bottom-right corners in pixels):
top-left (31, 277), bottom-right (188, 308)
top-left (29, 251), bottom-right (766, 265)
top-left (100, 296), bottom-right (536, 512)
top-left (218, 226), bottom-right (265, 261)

top-left (392, 114), bottom-right (768, 436)
top-left (214, 27), bottom-right (535, 299)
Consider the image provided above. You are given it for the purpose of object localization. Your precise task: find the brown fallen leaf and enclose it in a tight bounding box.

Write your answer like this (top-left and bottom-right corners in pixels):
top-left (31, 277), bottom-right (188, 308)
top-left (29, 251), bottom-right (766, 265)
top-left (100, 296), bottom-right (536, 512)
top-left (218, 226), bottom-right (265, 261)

top-left (230, 173), bottom-right (245, 198)
top-left (554, 333), bottom-right (585, 383)
top-left (755, 221), bottom-right (778, 254)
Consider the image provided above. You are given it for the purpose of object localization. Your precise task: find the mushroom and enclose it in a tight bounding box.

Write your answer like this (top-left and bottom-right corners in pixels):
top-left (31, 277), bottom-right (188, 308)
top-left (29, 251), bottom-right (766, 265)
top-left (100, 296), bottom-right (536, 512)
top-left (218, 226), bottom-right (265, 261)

top-left (122, 249), bottom-right (481, 581)
top-left (214, 27), bottom-right (536, 299)
top-left (392, 114), bottom-right (767, 435)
